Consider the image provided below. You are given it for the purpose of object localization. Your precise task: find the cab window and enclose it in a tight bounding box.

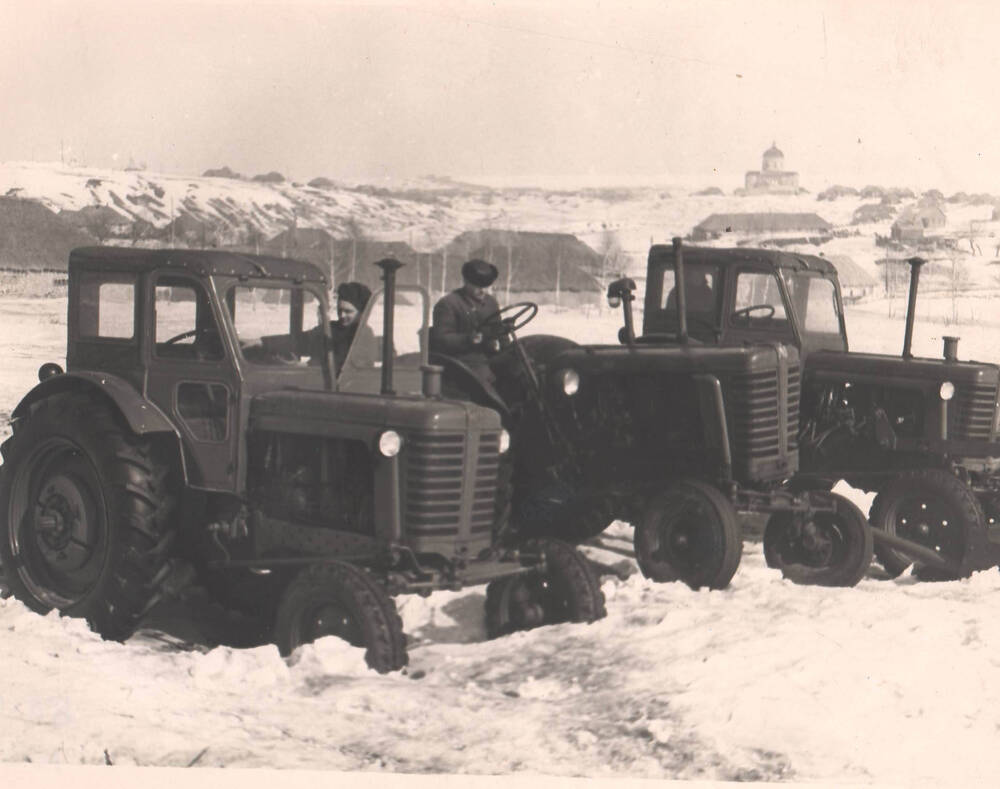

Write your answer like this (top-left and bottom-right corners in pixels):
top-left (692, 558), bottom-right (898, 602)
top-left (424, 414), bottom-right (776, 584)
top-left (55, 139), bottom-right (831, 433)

top-left (784, 273), bottom-right (841, 333)
top-left (732, 271), bottom-right (789, 328)
top-left (78, 272), bottom-right (135, 340)
top-left (154, 276), bottom-right (223, 361)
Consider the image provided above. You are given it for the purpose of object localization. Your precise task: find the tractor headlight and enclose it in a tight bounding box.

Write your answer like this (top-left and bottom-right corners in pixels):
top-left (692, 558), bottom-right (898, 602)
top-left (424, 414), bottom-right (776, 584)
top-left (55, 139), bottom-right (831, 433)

top-left (560, 369), bottom-right (580, 396)
top-left (378, 430), bottom-right (403, 457)
top-left (940, 381), bottom-right (955, 401)
top-left (499, 429), bottom-right (511, 454)
top-left (607, 294), bottom-right (621, 309)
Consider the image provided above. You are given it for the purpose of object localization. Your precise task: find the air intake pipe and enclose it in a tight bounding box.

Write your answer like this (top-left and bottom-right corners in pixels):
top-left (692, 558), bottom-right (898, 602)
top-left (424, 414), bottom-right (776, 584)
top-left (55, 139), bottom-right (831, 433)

top-left (943, 336), bottom-right (959, 362)
top-left (901, 256), bottom-right (925, 360)
top-left (374, 257), bottom-right (404, 395)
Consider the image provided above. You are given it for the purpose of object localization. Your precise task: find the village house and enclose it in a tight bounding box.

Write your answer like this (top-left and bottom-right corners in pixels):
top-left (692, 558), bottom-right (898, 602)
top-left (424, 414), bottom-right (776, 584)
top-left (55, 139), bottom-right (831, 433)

top-left (890, 203), bottom-right (947, 242)
top-left (690, 212), bottom-right (832, 242)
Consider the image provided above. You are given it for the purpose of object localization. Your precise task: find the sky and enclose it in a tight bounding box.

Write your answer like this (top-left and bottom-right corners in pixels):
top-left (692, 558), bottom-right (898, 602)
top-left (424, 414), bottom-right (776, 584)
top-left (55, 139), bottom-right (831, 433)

top-left (2, 0), bottom-right (1000, 192)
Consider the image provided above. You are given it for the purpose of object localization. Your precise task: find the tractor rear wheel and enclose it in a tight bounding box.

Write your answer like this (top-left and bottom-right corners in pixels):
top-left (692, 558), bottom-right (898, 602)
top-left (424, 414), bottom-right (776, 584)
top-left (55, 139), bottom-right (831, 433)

top-left (633, 479), bottom-right (742, 590)
top-left (273, 562), bottom-right (407, 673)
top-left (763, 492), bottom-right (872, 587)
top-left (485, 539), bottom-right (606, 639)
top-left (0, 392), bottom-right (177, 641)
top-left (870, 469), bottom-right (988, 580)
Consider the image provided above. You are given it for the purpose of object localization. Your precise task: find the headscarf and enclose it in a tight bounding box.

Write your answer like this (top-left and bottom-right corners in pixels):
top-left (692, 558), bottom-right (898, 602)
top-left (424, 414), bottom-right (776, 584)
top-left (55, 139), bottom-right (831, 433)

top-left (337, 281), bottom-right (372, 312)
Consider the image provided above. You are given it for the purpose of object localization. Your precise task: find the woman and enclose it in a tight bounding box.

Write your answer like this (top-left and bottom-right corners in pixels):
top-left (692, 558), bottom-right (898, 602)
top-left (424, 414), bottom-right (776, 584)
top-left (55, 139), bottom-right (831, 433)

top-left (331, 281), bottom-right (375, 375)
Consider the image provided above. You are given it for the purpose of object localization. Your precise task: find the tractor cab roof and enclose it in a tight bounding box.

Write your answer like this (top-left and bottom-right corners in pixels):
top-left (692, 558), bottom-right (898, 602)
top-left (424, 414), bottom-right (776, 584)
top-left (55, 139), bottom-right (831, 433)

top-left (649, 244), bottom-right (838, 277)
top-left (69, 246), bottom-right (328, 284)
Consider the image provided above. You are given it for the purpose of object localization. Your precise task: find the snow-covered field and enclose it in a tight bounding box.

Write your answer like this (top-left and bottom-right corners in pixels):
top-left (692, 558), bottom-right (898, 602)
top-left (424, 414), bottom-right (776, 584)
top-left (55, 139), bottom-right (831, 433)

top-left (2, 293), bottom-right (1000, 785)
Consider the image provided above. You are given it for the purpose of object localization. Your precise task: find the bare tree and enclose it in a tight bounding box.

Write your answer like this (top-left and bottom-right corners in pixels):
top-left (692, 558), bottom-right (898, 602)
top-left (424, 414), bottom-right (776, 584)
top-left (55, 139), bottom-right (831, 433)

top-left (948, 256), bottom-right (971, 325)
top-left (243, 220), bottom-right (264, 255)
top-left (128, 218), bottom-right (154, 247)
top-left (343, 216), bottom-right (366, 281)
top-left (84, 209), bottom-right (115, 244)
top-left (596, 227), bottom-right (627, 311)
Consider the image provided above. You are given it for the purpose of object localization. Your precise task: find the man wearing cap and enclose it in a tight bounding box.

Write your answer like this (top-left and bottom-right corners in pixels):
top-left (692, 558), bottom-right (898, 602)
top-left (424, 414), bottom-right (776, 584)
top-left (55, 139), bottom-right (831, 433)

top-left (430, 258), bottom-right (504, 390)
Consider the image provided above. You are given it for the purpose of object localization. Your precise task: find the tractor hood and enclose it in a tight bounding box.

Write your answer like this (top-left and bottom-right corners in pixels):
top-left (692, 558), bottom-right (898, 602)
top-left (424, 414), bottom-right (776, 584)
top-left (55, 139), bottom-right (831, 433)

top-left (250, 389), bottom-right (502, 438)
top-left (807, 349), bottom-right (1000, 389)
top-left (549, 342), bottom-right (799, 376)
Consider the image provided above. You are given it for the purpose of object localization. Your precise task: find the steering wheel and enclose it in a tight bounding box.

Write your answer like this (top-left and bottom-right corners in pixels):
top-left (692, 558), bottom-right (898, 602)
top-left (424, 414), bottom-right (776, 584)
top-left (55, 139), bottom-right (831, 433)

top-left (478, 302), bottom-right (539, 336)
top-left (732, 304), bottom-right (776, 322)
top-left (163, 328), bottom-right (203, 345)
top-left (161, 327), bottom-right (224, 361)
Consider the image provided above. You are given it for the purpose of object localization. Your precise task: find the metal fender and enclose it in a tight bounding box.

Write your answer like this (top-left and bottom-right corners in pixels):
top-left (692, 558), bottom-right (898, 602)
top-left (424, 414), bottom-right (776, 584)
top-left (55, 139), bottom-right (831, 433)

top-left (10, 371), bottom-right (188, 481)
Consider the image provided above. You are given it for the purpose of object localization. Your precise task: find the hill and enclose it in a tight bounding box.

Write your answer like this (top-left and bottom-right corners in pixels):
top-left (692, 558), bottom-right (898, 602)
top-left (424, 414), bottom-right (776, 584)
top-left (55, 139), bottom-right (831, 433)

top-left (0, 197), bottom-right (94, 270)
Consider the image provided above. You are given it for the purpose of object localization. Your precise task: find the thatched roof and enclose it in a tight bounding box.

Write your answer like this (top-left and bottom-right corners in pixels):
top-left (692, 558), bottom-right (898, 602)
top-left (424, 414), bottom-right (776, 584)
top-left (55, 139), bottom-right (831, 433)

top-left (439, 230), bottom-right (601, 292)
top-left (823, 254), bottom-right (877, 288)
top-left (0, 198), bottom-right (94, 271)
top-left (234, 228), bottom-right (603, 295)
top-left (694, 213), bottom-right (832, 235)
top-left (250, 230), bottom-right (423, 290)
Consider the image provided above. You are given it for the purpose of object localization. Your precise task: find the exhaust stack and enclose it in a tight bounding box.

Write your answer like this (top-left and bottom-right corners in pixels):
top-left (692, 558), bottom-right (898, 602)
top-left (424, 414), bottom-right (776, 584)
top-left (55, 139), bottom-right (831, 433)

top-left (374, 257), bottom-right (404, 395)
top-left (901, 256), bottom-right (925, 360)
top-left (673, 237), bottom-right (689, 344)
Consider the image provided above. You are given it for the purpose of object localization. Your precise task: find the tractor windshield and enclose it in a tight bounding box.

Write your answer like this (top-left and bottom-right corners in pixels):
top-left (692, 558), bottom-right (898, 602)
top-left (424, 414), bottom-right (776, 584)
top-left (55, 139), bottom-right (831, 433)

top-left (781, 271), bottom-right (847, 353)
top-left (228, 284), bottom-right (329, 367)
top-left (338, 286), bottom-right (429, 394)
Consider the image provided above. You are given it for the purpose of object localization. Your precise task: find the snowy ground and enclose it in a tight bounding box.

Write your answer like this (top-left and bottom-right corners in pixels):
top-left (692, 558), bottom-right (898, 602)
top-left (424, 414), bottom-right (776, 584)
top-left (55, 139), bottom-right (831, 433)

top-left (3, 294), bottom-right (1000, 785)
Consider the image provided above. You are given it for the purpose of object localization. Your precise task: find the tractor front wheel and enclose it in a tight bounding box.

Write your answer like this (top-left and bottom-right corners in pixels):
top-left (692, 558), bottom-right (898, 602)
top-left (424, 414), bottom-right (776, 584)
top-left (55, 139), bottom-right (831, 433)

top-left (633, 479), bottom-right (742, 590)
top-left (485, 539), bottom-right (606, 639)
top-left (763, 492), bottom-right (872, 587)
top-left (273, 562), bottom-right (407, 673)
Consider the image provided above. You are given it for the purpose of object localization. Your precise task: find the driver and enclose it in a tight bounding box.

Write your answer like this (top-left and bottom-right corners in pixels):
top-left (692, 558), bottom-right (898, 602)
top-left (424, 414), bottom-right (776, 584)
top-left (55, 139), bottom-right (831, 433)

top-left (665, 267), bottom-right (715, 314)
top-left (430, 258), bottom-right (504, 390)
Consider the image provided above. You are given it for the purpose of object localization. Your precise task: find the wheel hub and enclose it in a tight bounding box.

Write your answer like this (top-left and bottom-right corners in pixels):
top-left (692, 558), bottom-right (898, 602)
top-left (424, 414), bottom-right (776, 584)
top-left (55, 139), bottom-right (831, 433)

top-left (798, 519), bottom-right (834, 565)
top-left (32, 475), bottom-right (93, 571)
top-left (897, 501), bottom-right (952, 552)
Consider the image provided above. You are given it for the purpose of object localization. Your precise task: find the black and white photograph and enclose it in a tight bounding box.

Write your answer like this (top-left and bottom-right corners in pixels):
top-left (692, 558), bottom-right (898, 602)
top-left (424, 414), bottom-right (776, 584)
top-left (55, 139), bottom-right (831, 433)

top-left (2, 0), bottom-right (1000, 785)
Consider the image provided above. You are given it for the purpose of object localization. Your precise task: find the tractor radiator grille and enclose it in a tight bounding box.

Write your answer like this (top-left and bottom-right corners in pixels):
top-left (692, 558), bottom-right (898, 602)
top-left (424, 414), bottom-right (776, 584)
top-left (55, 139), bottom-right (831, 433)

top-left (728, 369), bottom-right (787, 460)
top-left (787, 364), bottom-right (801, 450)
top-left (472, 435), bottom-right (501, 533)
top-left (404, 432), bottom-right (500, 538)
top-left (953, 382), bottom-right (998, 441)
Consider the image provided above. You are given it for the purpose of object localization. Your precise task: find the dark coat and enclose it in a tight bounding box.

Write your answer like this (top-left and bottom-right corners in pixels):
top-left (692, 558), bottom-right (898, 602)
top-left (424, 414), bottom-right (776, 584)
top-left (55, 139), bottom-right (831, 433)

top-left (429, 288), bottom-right (500, 375)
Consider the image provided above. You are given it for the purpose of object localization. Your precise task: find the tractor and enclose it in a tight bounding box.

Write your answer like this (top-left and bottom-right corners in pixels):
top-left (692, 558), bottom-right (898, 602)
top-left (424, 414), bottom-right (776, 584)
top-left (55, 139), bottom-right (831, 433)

top-left (431, 251), bottom-right (874, 591)
top-left (0, 247), bottom-right (606, 672)
top-left (624, 239), bottom-right (1000, 579)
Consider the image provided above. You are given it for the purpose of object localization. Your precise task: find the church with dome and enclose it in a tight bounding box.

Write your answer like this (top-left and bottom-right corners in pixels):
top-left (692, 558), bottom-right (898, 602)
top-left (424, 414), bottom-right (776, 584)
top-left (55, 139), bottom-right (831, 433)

top-left (743, 143), bottom-right (799, 194)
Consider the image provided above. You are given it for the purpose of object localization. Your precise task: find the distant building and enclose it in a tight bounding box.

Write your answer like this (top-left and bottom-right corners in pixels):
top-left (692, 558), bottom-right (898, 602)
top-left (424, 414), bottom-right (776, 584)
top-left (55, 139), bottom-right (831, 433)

top-left (823, 254), bottom-right (878, 302)
top-left (744, 143), bottom-right (799, 194)
top-left (890, 203), bottom-right (947, 242)
top-left (690, 212), bottom-right (831, 242)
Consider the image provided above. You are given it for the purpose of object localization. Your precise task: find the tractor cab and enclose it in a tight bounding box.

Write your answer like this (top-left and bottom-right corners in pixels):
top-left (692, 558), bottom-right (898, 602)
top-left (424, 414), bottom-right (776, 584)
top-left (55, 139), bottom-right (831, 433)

top-left (639, 242), bottom-right (848, 359)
